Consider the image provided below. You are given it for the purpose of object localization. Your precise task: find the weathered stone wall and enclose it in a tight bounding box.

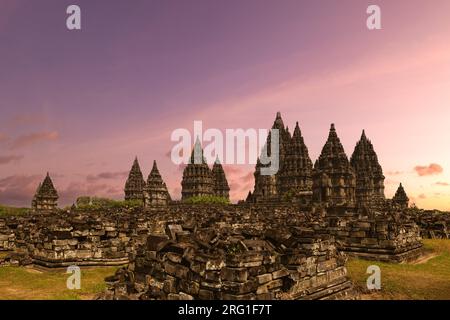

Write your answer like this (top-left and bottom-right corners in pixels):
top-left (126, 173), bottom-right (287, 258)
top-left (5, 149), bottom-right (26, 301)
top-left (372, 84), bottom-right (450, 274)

top-left (0, 219), bottom-right (15, 251)
top-left (0, 209), bottom-right (155, 267)
top-left (326, 208), bottom-right (423, 262)
top-left (408, 210), bottom-right (449, 239)
top-left (328, 218), bottom-right (422, 262)
top-left (101, 223), bottom-right (354, 300)
top-left (0, 203), bottom-right (428, 268)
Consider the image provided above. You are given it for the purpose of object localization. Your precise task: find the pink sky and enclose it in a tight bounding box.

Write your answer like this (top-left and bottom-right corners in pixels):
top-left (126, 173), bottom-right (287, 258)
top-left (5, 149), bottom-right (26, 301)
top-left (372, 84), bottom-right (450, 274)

top-left (0, 0), bottom-right (450, 210)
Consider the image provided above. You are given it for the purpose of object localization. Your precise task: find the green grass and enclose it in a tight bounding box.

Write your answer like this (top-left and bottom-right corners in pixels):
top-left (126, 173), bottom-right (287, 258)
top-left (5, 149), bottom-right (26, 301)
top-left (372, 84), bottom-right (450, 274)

top-left (0, 266), bottom-right (119, 300)
top-left (71, 198), bottom-right (143, 211)
top-left (0, 205), bottom-right (29, 217)
top-left (183, 195), bottom-right (230, 205)
top-left (347, 239), bottom-right (450, 300)
top-left (1, 240), bottom-right (449, 300)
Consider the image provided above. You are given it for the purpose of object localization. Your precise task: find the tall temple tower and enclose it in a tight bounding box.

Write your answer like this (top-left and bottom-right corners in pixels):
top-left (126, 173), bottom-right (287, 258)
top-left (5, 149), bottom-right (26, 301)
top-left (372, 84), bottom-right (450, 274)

top-left (252, 112), bottom-right (290, 202)
top-left (181, 139), bottom-right (214, 200)
top-left (350, 130), bottom-right (385, 208)
top-left (392, 183), bottom-right (409, 209)
top-left (32, 173), bottom-right (59, 211)
top-left (144, 160), bottom-right (171, 206)
top-left (278, 121), bottom-right (313, 202)
top-left (312, 124), bottom-right (356, 207)
top-left (124, 157), bottom-right (146, 202)
top-left (211, 158), bottom-right (230, 200)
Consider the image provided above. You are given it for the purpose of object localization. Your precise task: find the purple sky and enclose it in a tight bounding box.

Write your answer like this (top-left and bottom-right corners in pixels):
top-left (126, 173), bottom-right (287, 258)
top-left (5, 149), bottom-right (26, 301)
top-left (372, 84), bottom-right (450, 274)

top-left (1, 0), bottom-right (450, 210)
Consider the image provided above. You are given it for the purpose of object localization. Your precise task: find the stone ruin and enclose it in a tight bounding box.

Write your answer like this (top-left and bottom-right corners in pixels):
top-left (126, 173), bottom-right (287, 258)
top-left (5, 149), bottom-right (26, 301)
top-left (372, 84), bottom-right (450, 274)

top-left (2, 111), bottom-right (447, 300)
top-left (326, 207), bottom-right (423, 262)
top-left (100, 205), bottom-right (354, 300)
top-left (312, 124), bottom-right (356, 207)
top-left (31, 173), bottom-right (59, 211)
top-left (0, 210), bottom-right (140, 267)
top-left (124, 158), bottom-right (172, 207)
top-left (181, 139), bottom-right (230, 201)
top-left (144, 161), bottom-right (172, 206)
top-left (406, 209), bottom-right (449, 239)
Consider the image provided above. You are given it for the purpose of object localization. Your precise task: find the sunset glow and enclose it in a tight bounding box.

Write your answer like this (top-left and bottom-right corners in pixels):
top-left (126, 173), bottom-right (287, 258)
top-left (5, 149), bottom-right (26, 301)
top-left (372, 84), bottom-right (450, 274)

top-left (1, 0), bottom-right (449, 210)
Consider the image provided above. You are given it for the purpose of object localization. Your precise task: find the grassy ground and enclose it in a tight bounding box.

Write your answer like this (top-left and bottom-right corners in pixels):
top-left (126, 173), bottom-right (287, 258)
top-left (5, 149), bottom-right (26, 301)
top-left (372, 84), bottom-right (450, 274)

top-left (0, 205), bottom-right (29, 217)
top-left (0, 240), bottom-right (448, 300)
top-left (0, 265), bottom-right (118, 300)
top-left (347, 239), bottom-right (450, 300)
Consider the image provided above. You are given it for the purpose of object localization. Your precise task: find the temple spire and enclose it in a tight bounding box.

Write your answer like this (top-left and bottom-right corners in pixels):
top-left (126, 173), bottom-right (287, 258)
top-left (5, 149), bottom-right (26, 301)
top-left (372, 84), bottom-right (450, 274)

top-left (124, 157), bottom-right (146, 201)
top-left (272, 111), bottom-right (285, 130)
top-left (152, 160), bottom-right (159, 172)
top-left (144, 160), bottom-right (171, 206)
top-left (392, 183), bottom-right (409, 209)
top-left (293, 121), bottom-right (301, 138)
top-left (212, 159), bottom-right (230, 200)
top-left (278, 120), bottom-right (313, 199)
top-left (350, 130), bottom-right (385, 208)
top-left (190, 136), bottom-right (205, 164)
top-left (328, 123), bottom-right (338, 140)
top-left (182, 140), bottom-right (214, 200)
top-left (32, 173), bottom-right (58, 211)
top-left (313, 123), bottom-right (356, 207)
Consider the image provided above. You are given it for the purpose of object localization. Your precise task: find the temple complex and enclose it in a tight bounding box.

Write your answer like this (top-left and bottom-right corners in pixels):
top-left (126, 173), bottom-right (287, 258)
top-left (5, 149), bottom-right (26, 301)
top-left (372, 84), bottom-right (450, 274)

top-left (211, 158), bottom-right (230, 200)
top-left (312, 124), bottom-right (356, 207)
top-left (392, 183), bottom-right (409, 209)
top-left (144, 161), bottom-right (171, 206)
top-left (0, 111), bottom-right (435, 300)
top-left (31, 173), bottom-right (59, 211)
top-left (124, 157), bottom-right (146, 202)
top-left (252, 112), bottom-right (311, 203)
top-left (350, 130), bottom-right (385, 209)
top-left (181, 139), bottom-right (215, 200)
top-left (278, 121), bottom-right (313, 203)
top-left (252, 156), bottom-right (278, 201)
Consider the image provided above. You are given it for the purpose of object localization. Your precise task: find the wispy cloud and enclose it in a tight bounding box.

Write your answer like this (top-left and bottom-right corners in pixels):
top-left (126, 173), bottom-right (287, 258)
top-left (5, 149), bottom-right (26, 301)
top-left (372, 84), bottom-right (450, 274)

top-left (10, 131), bottom-right (59, 149)
top-left (414, 163), bottom-right (443, 176)
top-left (59, 182), bottom-right (123, 205)
top-left (86, 171), bottom-right (128, 183)
top-left (385, 170), bottom-right (404, 176)
top-left (0, 174), bottom-right (42, 206)
top-left (10, 114), bottom-right (49, 126)
top-left (0, 154), bottom-right (24, 165)
top-left (434, 182), bottom-right (449, 186)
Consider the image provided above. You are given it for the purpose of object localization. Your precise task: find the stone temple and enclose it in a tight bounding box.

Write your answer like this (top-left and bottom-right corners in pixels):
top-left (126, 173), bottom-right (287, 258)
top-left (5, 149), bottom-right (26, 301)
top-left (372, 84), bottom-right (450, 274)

top-left (211, 158), bottom-right (230, 199)
top-left (124, 158), bottom-right (172, 206)
top-left (350, 130), bottom-right (385, 209)
top-left (1, 110), bottom-right (437, 301)
top-left (249, 113), bottom-right (392, 210)
top-left (312, 124), bottom-right (356, 208)
top-left (251, 112), bottom-right (313, 204)
top-left (144, 161), bottom-right (171, 206)
top-left (278, 121), bottom-right (313, 202)
top-left (392, 183), bottom-right (409, 209)
top-left (31, 173), bottom-right (59, 211)
top-left (181, 139), bottom-right (230, 201)
top-left (124, 157), bottom-right (146, 202)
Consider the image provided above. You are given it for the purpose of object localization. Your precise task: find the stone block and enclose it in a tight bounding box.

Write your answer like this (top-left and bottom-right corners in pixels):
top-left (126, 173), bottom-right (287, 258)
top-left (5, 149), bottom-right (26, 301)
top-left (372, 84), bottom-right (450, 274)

top-left (220, 267), bottom-right (248, 283)
top-left (272, 268), bottom-right (289, 279)
top-left (257, 273), bottom-right (272, 284)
